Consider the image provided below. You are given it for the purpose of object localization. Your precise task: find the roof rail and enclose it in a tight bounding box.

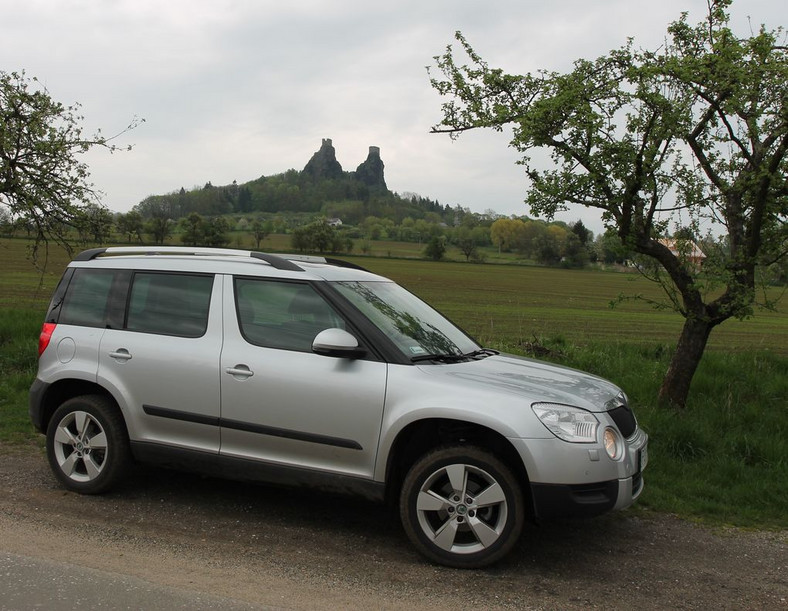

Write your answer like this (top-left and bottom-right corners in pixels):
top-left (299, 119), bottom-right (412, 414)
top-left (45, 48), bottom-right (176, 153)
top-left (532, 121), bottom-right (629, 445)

top-left (71, 246), bottom-right (368, 272)
top-left (74, 246), bottom-right (303, 271)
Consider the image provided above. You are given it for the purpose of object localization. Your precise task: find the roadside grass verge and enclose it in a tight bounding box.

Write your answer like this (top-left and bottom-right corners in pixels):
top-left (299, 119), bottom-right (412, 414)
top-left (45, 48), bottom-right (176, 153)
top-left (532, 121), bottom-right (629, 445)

top-left (0, 309), bottom-right (44, 446)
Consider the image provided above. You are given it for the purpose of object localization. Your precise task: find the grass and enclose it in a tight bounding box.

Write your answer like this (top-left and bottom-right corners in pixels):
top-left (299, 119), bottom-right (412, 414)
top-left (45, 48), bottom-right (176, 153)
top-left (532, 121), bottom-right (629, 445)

top-left (0, 308), bottom-right (44, 446)
top-left (1, 237), bottom-right (786, 528)
top-left (355, 257), bottom-right (787, 355)
top-left (536, 340), bottom-right (788, 528)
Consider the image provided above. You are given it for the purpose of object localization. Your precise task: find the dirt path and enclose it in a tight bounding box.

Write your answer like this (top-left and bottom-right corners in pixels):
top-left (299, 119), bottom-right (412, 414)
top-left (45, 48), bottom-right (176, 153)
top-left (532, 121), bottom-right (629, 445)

top-left (0, 447), bottom-right (785, 610)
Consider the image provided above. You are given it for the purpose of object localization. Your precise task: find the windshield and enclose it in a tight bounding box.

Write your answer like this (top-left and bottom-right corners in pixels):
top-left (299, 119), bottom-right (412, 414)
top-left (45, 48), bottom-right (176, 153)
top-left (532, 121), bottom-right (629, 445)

top-left (332, 281), bottom-right (480, 360)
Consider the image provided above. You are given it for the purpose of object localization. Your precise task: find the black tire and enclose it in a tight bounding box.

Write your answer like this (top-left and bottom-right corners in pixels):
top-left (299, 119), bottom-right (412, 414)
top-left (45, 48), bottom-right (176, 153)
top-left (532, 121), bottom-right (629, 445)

top-left (399, 446), bottom-right (525, 568)
top-left (46, 395), bottom-right (131, 494)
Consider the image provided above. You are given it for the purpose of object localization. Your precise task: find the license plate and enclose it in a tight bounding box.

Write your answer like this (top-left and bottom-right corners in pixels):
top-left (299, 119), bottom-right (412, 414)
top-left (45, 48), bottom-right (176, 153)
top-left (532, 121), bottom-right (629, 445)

top-left (639, 445), bottom-right (649, 471)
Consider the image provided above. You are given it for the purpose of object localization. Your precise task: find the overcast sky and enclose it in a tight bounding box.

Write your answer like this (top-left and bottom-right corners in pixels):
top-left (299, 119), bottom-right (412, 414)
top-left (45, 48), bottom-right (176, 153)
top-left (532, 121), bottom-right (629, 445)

top-left (2, 0), bottom-right (783, 235)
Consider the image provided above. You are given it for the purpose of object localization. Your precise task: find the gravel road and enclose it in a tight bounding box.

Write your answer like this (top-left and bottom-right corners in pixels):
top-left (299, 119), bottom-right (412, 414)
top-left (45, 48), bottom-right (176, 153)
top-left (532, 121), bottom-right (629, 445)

top-left (0, 446), bottom-right (785, 610)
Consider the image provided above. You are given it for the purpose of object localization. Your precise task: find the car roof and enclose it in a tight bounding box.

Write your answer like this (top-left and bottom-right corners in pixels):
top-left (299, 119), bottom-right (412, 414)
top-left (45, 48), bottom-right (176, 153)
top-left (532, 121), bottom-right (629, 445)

top-left (68, 247), bottom-right (390, 283)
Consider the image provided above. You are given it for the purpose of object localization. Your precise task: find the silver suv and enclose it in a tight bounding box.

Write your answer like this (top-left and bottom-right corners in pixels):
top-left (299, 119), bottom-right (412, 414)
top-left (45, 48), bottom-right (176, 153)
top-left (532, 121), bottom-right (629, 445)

top-left (30, 246), bottom-right (648, 568)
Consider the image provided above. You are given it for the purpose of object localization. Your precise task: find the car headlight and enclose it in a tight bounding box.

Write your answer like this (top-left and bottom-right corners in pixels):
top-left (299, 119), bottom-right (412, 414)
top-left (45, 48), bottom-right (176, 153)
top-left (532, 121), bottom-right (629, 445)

top-left (532, 403), bottom-right (599, 443)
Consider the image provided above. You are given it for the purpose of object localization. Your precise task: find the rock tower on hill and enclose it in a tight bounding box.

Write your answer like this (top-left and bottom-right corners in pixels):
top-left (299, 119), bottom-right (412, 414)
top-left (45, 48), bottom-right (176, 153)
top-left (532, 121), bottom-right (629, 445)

top-left (354, 146), bottom-right (387, 191)
top-left (301, 139), bottom-right (387, 192)
top-left (302, 138), bottom-right (344, 181)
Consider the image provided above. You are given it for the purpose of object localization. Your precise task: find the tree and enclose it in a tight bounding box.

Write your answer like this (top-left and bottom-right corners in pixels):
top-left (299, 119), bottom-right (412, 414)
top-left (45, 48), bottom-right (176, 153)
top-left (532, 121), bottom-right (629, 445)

top-left (75, 202), bottom-right (114, 244)
top-left (490, 218), bottom-right (524, 253)
top-left (533, 225), bottom-right (567, 265)
top-left (291, 218), bottom-right (350, 253)
top-left (250, 219), bottom-right (271, 249)
top-left (116, 211), bottom-right (144, 243)
top-left (0, 70), bottom-right (141, 264)
top-left (203, 216), bottom-right (230, 247)
top-left (424, 235), bottom-right (446, 261)
top-left (180, 212), bottom-right (205, 246)
top-left (454, 226), bottom-right (480, 261)
top-left (429, 2), bottom-right (788, 408)
top-left (570, 220), bottom-right (592, 246)
top-left (138, 196), bottom-right (174, 245)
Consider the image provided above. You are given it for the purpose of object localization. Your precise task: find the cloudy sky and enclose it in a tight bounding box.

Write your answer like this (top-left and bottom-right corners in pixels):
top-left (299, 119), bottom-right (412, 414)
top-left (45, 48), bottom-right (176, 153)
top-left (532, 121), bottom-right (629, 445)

top-left (2, 0), bottom-right (783, 235)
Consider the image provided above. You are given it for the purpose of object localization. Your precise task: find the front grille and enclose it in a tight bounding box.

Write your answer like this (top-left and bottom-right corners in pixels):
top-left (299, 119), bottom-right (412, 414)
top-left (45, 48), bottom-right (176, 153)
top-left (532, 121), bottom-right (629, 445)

top-left (608, 405), bottom-right (637, 438)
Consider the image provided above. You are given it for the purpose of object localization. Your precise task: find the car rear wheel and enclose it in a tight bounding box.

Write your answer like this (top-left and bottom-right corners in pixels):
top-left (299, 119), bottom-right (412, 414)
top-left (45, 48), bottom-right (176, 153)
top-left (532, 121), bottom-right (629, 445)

top-left (46, 395), bottom-right (131, 494)
top-left (400, 446), bottom-right (524, 568)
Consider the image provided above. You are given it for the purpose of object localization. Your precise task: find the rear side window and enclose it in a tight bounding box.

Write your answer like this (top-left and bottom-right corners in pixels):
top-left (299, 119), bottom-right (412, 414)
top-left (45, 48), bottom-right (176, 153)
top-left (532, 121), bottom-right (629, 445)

top-left (126, 273), bottom-right (214, 338)
top-left (59, 269), bottom-right (116, 328)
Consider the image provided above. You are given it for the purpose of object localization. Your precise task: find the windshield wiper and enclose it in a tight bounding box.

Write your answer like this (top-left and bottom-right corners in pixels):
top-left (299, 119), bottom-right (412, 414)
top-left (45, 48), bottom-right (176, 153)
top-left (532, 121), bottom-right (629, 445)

top-left (464, 348), bottom-right (499, 359)
top-left (410, 353), bottom-right (468, 363)
top-left (410, 348), bottom-right (499, 364)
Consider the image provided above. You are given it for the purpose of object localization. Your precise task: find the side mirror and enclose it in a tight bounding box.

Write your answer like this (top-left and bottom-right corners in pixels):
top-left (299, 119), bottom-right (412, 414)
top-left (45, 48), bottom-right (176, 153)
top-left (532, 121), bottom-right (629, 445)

top-left (312, 328), bottom-right (366, 359)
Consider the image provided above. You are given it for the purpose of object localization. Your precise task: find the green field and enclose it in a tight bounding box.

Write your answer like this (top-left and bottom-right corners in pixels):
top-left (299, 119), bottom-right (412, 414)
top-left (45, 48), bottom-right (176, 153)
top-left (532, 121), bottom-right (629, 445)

top-left (1, 237), bottom-right (786, 528)
top-left (3, 237), bottom-right (786, 354)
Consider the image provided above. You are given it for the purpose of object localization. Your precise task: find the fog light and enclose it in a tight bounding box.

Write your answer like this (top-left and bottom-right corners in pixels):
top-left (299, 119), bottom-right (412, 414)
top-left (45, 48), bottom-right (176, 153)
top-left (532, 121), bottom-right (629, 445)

top-left (604, 428), bottom-right (622, 459)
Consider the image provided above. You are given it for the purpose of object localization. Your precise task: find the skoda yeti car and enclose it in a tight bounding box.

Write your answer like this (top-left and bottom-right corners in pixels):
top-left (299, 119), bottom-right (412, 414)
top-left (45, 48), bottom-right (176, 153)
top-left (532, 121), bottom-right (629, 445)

top-left (30, 247), bottom-right (648, 568)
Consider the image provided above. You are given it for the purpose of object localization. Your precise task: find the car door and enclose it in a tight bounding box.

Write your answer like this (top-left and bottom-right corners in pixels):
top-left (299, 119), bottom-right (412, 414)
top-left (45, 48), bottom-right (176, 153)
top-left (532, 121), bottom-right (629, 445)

top-left (219, 276), bottom-right (387, 479)
top-left (98, 272), bottom-right (223, 453)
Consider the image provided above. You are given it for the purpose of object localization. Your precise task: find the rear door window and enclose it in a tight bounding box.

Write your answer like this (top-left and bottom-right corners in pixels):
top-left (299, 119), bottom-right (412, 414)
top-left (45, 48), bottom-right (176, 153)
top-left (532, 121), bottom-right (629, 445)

top-left (126, 272), bottom-right (214, 337)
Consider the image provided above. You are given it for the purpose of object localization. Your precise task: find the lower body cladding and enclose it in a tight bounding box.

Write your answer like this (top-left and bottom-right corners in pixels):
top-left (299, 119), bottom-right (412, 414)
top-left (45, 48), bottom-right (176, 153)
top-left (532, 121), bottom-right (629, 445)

top-left (512, 428), bottom-right (649, 519)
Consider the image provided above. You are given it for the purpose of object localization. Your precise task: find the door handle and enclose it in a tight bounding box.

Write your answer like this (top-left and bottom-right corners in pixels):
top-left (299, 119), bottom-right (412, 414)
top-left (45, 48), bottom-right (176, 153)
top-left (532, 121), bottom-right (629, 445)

top-left (225, 364), bottom-right (254, 379)
top-left (109, 349), bottom-right (132, 362)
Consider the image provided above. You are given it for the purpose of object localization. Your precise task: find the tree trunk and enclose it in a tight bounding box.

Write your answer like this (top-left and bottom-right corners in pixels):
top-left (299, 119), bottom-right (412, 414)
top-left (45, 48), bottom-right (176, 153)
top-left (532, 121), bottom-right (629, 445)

top-left (658, 316), bottom-right (714, 409)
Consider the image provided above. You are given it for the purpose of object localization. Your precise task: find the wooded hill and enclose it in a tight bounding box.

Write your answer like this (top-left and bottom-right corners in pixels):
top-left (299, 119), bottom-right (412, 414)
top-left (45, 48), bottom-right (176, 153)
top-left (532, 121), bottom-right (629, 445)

top-left (132, 138), bottom-right (455, 226)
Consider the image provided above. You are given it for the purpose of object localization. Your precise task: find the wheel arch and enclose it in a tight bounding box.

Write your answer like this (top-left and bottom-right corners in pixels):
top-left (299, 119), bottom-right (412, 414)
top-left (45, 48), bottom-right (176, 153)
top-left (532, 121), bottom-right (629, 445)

top-left (383, 418), bottom-right (532, 512)
top-left (37, 379), bottom-right (122, 434)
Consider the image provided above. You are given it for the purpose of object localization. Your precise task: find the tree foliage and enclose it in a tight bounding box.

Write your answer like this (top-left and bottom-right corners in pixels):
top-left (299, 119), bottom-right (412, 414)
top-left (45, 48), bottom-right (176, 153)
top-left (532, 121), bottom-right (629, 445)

top-left (429, 1), bottom-right (787, 407)
top-left (0, 70), bottom-right (141, 264)
top-left (116, 211), bottom-right (144, 243)
top-left (291, 218), bottom-right (352, 254)
top-left (424, 235), bottom-right (447, 261)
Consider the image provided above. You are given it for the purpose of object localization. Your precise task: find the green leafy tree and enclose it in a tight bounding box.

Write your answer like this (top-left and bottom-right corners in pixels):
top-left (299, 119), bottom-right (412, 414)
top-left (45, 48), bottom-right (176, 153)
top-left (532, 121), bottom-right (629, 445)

top-left (250, 219), bottom-right (271, 249)
top-left (429, 2), bottom-right (788, 407)
top-left (116, 211), bottom-right (144, 243)
top-left (571, 220), bottom-right (592, 246)
top-left (75, 202), bottom-right (114, 244)
top-left (595, 229), bottom-right (633, 265)
top-left (138, 196), bottom-right (174, 245)
top-left (146, 216), bottom-right (172, 245)
top-left (291, 218), bottom-right (350, 253)
top-left (533, 225), bottom-right (567, 265)
top-left (0, 70), bottom-right (141, 264)
top-left (203, 216), bottom-right (230, 247)
top-left (424, 235), bottom-right (446, 261)
top-left (562, 232), bottom-right (589, 268)
top-left (454, 226), bottom-right (479, 262)
top-left (180, 212), bottom-right (205, 246)
top-left (490, 218), bottom-right (524, 253)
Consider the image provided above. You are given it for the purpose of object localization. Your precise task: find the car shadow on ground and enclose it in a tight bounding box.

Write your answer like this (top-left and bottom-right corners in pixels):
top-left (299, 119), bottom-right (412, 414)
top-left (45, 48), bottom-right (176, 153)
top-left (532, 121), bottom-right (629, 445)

top-left (113, 462), bottom-right (645, 576)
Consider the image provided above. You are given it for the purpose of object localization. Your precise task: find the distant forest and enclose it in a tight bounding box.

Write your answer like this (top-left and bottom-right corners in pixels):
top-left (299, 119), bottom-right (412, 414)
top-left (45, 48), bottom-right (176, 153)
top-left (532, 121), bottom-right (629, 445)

top-left (133, 169), bottom-right (454, 227)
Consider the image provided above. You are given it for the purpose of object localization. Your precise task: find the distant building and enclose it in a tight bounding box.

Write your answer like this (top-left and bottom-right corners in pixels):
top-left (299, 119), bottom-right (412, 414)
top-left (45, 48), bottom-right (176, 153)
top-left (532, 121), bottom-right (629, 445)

top-left (659, 238), bottom-right (706, 267)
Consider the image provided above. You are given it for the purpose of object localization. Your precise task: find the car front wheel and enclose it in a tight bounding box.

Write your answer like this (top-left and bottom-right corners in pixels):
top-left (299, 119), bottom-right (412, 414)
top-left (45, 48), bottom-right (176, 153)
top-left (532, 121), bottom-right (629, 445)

top-left (400, 446), bottom-right (525, 568)
top-left (46, 395), bottom-right (131, 494)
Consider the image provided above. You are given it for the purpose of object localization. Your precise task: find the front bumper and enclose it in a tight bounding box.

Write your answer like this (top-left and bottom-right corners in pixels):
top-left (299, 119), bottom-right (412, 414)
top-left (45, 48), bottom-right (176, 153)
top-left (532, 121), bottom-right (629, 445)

top-left (530, 469), bottom-right (645, 518)
top-left (512, 427), bottom-right (648, 519)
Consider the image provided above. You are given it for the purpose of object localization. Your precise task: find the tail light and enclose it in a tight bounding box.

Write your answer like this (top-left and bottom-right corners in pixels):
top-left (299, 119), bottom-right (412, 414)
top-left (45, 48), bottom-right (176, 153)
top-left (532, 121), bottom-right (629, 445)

top-left (38, 323), bottom-right (56, 357)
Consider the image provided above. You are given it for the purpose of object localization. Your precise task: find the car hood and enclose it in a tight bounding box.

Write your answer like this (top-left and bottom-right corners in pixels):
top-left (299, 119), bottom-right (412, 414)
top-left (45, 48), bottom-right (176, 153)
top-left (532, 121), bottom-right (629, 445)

top-left (417, 352), bottom-right (622, 412)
